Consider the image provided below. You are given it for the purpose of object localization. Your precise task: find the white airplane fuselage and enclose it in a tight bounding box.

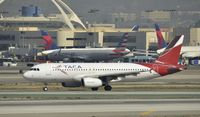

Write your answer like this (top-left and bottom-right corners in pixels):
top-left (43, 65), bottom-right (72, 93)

top-left (23, 63), bottom-right (163, 83)
top-left (38, 48), bottom-right (130, 62)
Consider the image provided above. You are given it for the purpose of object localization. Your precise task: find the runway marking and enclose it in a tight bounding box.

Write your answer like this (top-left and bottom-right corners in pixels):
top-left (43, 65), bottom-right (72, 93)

top-left (139, 109), bottom-right (155, 116)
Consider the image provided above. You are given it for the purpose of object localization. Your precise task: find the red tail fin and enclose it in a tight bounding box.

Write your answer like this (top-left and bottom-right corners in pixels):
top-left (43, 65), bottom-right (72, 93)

top-left (157, 35), bottom-right (184, 65)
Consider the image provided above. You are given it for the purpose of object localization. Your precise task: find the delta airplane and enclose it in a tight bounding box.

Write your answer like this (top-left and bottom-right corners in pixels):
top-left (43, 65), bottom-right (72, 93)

top-left (23, 35), bottom-right (185, 91)
top-left (37, 31), bottom-right (130, 62)
top-left (155, 23), bottom-right (200, 58)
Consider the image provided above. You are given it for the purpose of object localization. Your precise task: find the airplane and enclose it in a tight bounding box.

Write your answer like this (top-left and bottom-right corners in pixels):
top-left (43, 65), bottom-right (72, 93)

top-left (37, 31), bottom-right (130, 62)
top-left (23, 35), bottom-right (185, 91)
top-left (155, 24), bottom-right (200, 58)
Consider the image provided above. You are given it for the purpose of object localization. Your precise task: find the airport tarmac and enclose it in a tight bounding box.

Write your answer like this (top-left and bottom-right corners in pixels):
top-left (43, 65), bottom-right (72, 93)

top-left (0, 98), bottom-right (200, 117)
top-left (1, 91), bottom-right (200, 100)
top-left (0, 66), bottom-right (199, 117)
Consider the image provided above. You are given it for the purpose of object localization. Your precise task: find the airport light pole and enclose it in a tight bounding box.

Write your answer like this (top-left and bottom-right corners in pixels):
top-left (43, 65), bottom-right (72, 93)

top-left (20, 31), bottom-right (25, 48)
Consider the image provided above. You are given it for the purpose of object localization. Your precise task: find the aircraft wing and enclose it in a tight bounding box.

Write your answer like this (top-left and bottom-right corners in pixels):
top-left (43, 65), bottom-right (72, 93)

top-left (98, 70), bottom-right (146, 78)
top-left (69, 55), bottom-right (88, 61)
top-left (73, 70), bottom-right (148, 81)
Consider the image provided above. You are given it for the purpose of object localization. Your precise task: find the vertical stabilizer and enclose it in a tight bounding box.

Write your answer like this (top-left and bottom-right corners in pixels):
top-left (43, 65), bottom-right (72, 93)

top-left (116, 33), bottom-right (128, 48)
top-left (157, 35), bottom-right (184, 65)
top-left (155, 23), bottom-right (167, 49)
top-left (41, 30), bottom-right (58, 50)
top-left (131, 25), bottom-right (139, 31)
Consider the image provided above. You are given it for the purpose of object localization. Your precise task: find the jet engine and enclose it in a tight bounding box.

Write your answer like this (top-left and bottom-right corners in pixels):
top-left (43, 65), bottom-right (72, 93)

top-left (81, 78), bottom-right (103, 88)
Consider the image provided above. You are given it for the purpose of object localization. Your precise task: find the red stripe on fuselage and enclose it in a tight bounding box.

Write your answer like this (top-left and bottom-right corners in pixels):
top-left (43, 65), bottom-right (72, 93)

top-left (113, 49), bottom-right (126, 53)
top-left (111, 49), bottom-right (129, 56)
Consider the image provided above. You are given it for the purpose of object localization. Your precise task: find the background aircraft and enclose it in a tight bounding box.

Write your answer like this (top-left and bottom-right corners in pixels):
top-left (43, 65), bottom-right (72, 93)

top-left (155, 23), bottom-right (200, 58)
top-left (38, 31), bottom-right (130, 62)
top-left (23, 35), bottom-right (185, 91)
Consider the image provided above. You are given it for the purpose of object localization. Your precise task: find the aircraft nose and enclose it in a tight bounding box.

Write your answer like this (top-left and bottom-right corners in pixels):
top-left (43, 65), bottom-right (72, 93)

top-left (23, 71), bottom-right (31, 79)
top-left (125, 48), bottom-right (130, 53)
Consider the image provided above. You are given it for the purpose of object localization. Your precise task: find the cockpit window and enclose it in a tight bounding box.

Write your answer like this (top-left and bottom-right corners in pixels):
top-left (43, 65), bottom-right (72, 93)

top-left (30, 68), bottom-right (40, 71)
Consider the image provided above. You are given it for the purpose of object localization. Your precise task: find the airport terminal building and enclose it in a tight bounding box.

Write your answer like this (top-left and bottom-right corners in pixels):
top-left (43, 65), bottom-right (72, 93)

top-left (0, 29), bottom-right (148, 51)
top-left (0, 0), bottom-right (172, 52)
top-left (0, 0), bottom-right (199, 65)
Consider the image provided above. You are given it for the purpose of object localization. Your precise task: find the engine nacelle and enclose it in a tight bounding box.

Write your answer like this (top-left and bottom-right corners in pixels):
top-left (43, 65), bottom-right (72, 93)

top-left (61, 81), bottom-right (81, 87)
top-left (81, 78), bottom-right (103, 88)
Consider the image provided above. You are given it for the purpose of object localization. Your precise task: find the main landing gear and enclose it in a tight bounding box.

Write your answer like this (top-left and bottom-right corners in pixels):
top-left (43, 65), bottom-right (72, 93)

top-left (91, 87), bottom-right (99, 91)
top-left (104, 85), bottom-right (112, 91)
top-left (104, 79), bottom-right (112, 91)
top-left (91, 85), bottom-right (112, 91)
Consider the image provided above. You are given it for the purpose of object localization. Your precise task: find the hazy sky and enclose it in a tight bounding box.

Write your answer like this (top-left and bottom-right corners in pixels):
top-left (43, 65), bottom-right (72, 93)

top-left (0, 0), bottom-right (200, 27)
top-left (0, 0), bottom-right (200, 15)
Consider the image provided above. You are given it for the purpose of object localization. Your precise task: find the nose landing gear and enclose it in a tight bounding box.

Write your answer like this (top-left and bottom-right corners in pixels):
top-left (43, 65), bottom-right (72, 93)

top-left (43, 87), bottom-right (48, 91)
top-left (43, 83), bottom-right (48, 91)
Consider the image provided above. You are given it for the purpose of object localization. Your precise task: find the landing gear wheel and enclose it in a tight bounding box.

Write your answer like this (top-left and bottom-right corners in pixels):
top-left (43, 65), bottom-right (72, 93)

top-left (43, 87), bottom-right (48, 91)
top-left (91, 87), bottom-right (99, 91)
top-left (104, 85), bottom-right (112, 91)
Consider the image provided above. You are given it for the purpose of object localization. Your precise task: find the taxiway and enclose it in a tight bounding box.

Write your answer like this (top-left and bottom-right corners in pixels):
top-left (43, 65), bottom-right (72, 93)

top-left (0, 98), bottom-right (200, 117)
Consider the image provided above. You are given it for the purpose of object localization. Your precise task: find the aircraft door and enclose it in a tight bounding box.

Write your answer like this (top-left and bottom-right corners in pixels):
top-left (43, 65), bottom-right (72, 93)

top-left (45, 64), bottom-right (51, 76)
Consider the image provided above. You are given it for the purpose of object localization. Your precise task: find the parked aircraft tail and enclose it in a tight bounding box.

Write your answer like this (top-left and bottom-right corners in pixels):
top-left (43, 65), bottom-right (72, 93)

top-left (41, 30), bottom-right (58, 50)
top-left (157, 35), bottom-right (184, 65)
top-left (155, 23), bottom-right (167, 49)
top-left (116, 33), bottom-right (129, 48)
top-left (131, 24), bottom-right (139, 31)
